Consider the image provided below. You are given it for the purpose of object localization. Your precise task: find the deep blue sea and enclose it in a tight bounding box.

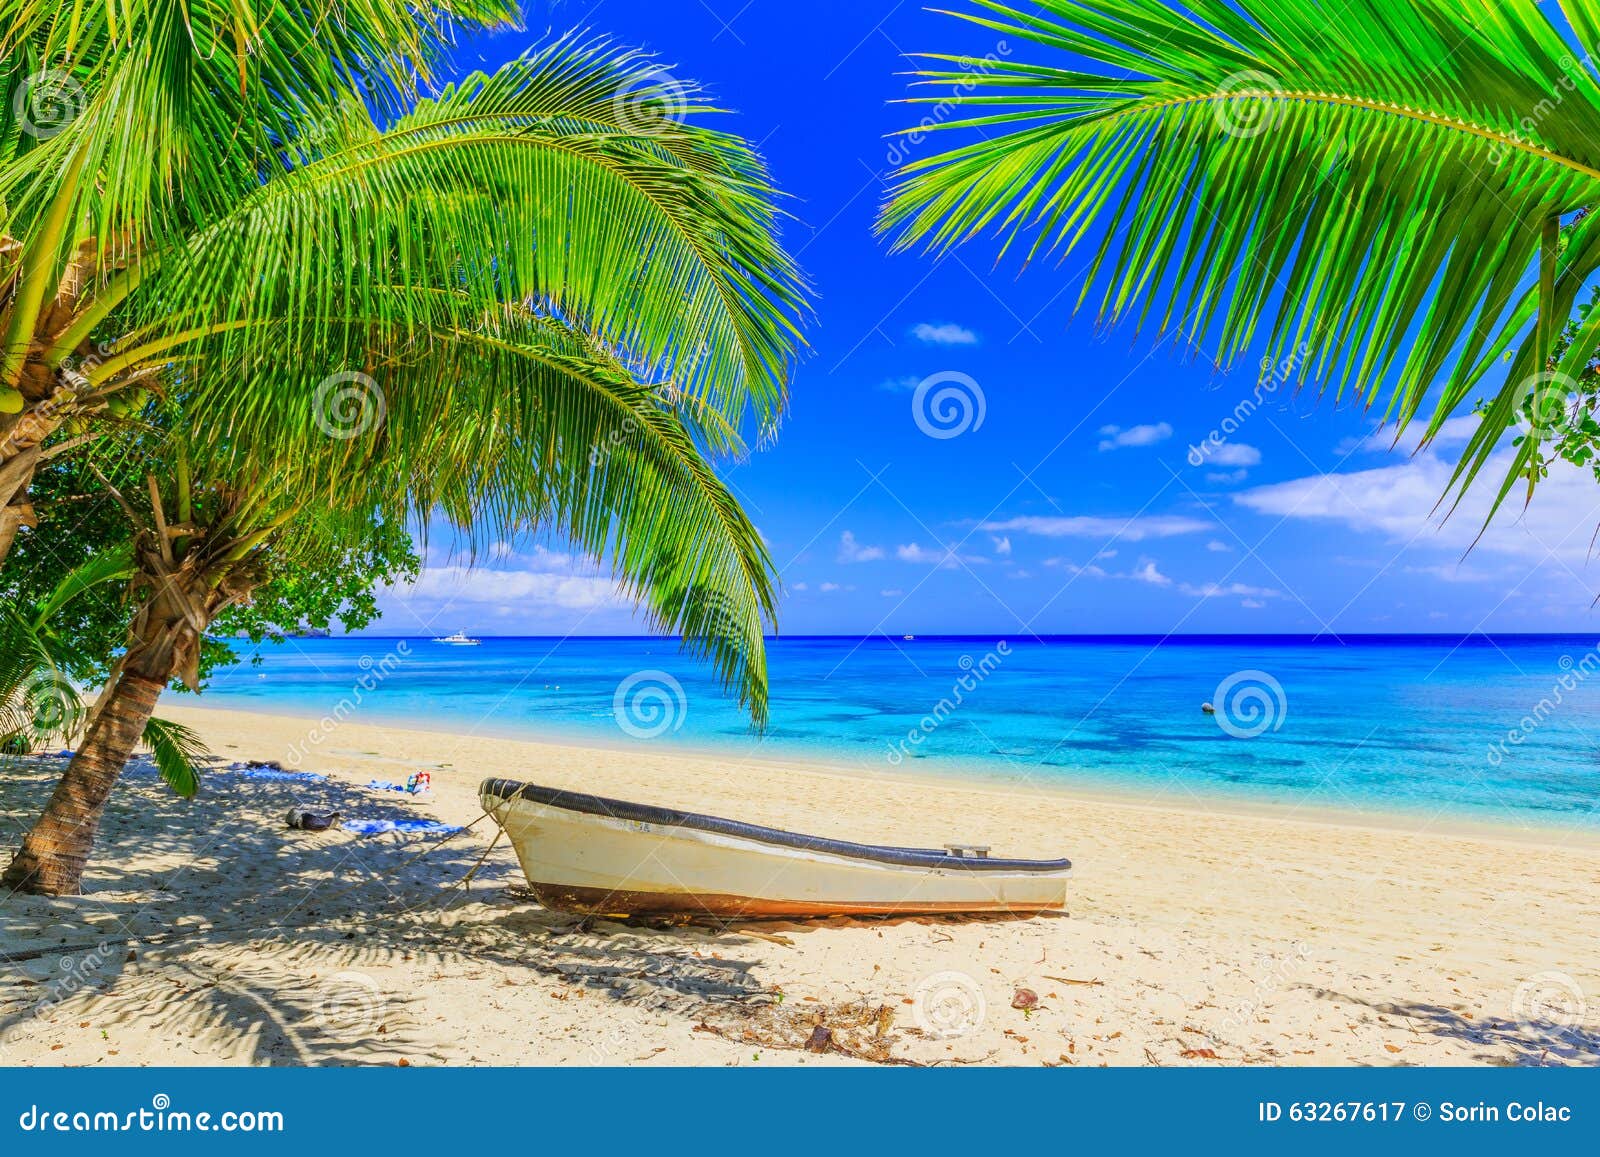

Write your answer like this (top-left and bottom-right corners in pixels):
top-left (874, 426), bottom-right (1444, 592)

top-left (194, 634), bottom-right (1600, 828)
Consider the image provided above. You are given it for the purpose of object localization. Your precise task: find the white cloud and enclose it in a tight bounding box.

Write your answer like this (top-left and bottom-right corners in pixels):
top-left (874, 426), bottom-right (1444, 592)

top-left (1179, 580), bottom-right (1281, 599)
top-left (912, 322), bottom-right (977, 345)
top-left (1098, 422), bottom-right (1173, 451)
top-left (837, 530), bottom-right (885, 563)
top-left (1198, 442), bottom-right (1262, 468)
top-left (1234, 451), bottom-right (1600, 564)
top-left (791, 581), bottom-right (809, 592)
top-left (877, 375), bottom-right (921, 392)
top-left (1093, 548), bottom-right (1118, 561)
top-left (1131, 560), bottom-right (1171, 587)
top-left (402, 566), bottom-right (623, 612)
top-left (819, 581), bottom-right (841, 592)
top-left (1207, 469), bottom-right (1247, 484)
top-left (896, 541), bottom-right (988, 568)
top-left (1241, 598), bottom-right (1266, 609)
top-left (1335, 414), bottom-right (1484, 457)
top-left (991, 535), bottom-right (1012, 556)
top-left (1206, 540), bottom-right (1234, 553)
top-left (983, 514), bottom-right (1212, 541)
top-left (880, 588), bottom-right (904, 597)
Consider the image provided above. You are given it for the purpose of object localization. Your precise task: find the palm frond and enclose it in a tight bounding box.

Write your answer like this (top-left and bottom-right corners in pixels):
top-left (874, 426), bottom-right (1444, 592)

top-left (139, 715), bottom-right (207, 798)
top-left (882, 0), bottom-right (1600, 516)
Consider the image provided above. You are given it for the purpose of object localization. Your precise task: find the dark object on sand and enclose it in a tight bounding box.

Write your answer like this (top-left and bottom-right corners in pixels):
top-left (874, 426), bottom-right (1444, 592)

top-left (285, 808), bottom-right (341, 832)
top-left (1011, 987), bottom-right (1039, 1011)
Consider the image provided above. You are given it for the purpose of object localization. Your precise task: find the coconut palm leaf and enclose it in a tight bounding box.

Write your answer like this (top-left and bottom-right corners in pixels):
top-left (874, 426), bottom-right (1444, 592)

top-left (137, 715), bottom-right (205, 798)
top-left (881, 0), bottom-right (1600, 520)
top-left (198, 310), bottom-right (778, 722)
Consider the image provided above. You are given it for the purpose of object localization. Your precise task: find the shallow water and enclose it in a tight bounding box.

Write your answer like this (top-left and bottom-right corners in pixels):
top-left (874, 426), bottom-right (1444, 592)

top-left (196, 634), bottom-right (1600, 828)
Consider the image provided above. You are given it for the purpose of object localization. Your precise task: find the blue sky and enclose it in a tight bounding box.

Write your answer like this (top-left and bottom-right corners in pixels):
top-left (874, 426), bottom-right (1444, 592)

top-left (377, 0), bottom-right (1600, 638)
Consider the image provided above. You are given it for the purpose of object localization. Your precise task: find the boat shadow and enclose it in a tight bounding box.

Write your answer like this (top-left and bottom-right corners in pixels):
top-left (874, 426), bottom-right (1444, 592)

top-left (1308, 988), bottom-right (1600, 1066)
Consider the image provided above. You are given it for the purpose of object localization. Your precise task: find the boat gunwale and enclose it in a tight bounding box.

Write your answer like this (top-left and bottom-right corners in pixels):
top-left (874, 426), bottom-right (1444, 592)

top-left (480, 777), bottom-right (1072, 874)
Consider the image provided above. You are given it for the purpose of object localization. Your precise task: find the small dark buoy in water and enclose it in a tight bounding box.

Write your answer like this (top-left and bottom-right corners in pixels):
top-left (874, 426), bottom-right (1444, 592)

top-left (1201, 702), bottom-right (1216, 715)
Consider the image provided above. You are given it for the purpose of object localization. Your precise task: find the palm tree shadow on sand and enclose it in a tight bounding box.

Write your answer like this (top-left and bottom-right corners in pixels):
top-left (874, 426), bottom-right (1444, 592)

top-left (1308, 988), bottom-right (1600, 1066)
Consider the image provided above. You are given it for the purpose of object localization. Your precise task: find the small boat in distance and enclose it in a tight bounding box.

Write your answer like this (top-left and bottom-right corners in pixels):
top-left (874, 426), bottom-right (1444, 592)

top-left (902, 634), bottom-right (915, 641)
top-left (481, 778), bottom-right (1071, 918)
top-left (433, 629), bottom-right (482, 646)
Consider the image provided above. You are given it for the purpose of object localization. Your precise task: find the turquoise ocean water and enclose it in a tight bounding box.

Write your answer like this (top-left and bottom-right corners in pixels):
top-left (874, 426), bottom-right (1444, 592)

top-left (194, 634), bottom-right (1600, 828)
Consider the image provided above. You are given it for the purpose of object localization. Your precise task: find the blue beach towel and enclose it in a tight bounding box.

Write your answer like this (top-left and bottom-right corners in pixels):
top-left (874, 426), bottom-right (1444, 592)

top-left (366, 779), bottom-right (409, 792)
top-left (240, 767), bottom-right (326, 783)
top-left (342, 819), bottom-right (462, 837)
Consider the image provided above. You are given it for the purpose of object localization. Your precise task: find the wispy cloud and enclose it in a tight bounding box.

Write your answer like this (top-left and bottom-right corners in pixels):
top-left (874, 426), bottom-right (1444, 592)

top-left (1198, 442), bottom-right (1261, 468)
top-left (837, 530), bottom-right (885, 563)
top-left (897, 542), bottom-right (989, 568)
top-left (1098, 422), bottom-right (1173, 451)
top-left (983, 514), bottom-right (1212, 541)
top-left (912, 322), bottom-right (977, 345)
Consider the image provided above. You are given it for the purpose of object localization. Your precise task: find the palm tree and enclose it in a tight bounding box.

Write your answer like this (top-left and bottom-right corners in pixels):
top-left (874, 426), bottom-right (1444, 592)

top-left (880, 0), bottom-right (1600, 517)
top-left (1, 11), bottom-right (805, 568)
top-left (0, 0), bottom-right (521, 561)
top-left (2, 309), bottom-right (782, 894)
top-left (1, 550), bottom-right (208, 798)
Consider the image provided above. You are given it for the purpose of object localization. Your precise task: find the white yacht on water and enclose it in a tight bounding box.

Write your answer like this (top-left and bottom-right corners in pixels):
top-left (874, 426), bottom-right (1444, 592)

top-left (433, 629), bottom-right (482, 646)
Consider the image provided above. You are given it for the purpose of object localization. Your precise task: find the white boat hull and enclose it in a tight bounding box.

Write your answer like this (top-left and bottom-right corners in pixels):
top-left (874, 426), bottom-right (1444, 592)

top-left (481, 779), bottom-right (1070, 918)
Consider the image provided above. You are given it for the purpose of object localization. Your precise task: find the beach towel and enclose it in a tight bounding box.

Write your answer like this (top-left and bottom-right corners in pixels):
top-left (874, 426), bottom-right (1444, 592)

top-left (240, 767), bottom-right (326, 783)
top-left (366, 779), bottom-right (409, 792)
top-left (342, 819), bottom-right (462, 837)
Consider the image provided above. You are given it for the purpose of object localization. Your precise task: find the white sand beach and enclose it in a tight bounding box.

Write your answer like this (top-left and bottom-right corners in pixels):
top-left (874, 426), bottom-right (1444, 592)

top-left (3, 704), bottom-right (1597, 1067)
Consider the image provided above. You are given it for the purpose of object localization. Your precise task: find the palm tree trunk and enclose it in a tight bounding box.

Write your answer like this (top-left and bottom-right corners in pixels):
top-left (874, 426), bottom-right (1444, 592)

top-left (2, 562), bottom-right (221, 897)
top-left (0, 663), bottom-right (167, 895)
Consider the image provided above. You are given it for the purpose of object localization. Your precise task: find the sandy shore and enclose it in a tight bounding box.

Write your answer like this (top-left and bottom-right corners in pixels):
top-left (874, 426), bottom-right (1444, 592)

top-left (3, 703), bottom-right (1598, 1067)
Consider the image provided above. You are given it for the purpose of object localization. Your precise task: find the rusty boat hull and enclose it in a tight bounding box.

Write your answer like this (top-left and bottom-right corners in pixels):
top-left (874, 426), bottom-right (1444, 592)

top-left (480, 778), bottom-right (1072, 919)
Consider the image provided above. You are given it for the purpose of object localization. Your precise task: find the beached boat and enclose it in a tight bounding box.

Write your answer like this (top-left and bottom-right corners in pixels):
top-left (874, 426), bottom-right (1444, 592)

top-left (480, 778), bottom-right (1071, 918)
top-left (433, 629), bottom-right (481, 646)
